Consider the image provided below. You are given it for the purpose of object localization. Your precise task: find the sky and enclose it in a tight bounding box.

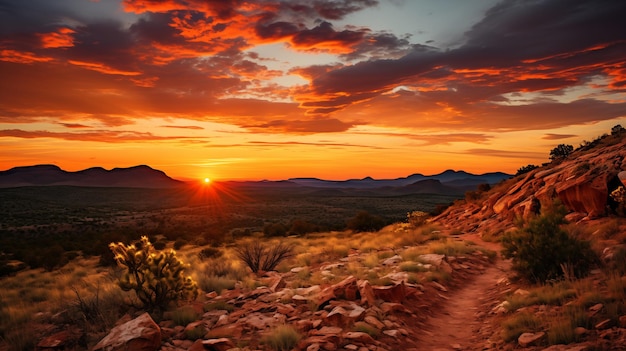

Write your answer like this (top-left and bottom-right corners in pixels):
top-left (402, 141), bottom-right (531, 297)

top-left (1, 0), bottom-right (625, 181)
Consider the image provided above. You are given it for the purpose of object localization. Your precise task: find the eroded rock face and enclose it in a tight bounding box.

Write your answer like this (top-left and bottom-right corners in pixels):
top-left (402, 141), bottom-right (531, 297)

top-left (92, 313), bottom-right (161, 351)
top-left (434, 137), bottom-right (626, 233)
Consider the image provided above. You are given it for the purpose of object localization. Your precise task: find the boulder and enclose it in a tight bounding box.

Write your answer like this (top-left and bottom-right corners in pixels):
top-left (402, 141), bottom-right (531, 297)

top-left (344, 331), bottom-right (375, 344)
top-left (92, 312), bottom-right (161, 351)
top-left (37, 328), bottom-right (82, 351)
top-left (372, 281), bottom-right (407, 303)
top-left (357, 280), bottom-right (376, 306)
top-left (325, 302), bottom-right (365, 327)
top-left (556, 173), bottom-right (608, 217)
top-left (517, 332), bottom-right (545, 347)
top-left (201, 338), bottom-right (236, 351)
top-left (330, 275), bottom-right (359, 300)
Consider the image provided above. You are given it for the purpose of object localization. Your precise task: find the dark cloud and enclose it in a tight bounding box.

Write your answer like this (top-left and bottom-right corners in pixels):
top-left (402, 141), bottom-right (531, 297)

top-left (301, 0), bottom-right (626, 119)
top-left (311, 0), bottom-right (379, 20)
top-left (290, 21), bottom-right (365, 49)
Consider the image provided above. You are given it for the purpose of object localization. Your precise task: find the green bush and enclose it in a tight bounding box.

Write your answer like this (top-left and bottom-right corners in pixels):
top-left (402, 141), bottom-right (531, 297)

top-left (109, 236), bottom-right (198, 313)
top-left (501, 203), bottom-right (597, 283)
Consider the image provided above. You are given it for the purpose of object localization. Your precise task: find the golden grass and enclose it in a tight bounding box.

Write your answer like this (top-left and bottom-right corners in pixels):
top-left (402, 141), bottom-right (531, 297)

top-left (262, 325), bottom-right (301, 351)
top-left (501, 312), bottom-right (542, 342)
top-left (506, 282), bottom-right (577, 311)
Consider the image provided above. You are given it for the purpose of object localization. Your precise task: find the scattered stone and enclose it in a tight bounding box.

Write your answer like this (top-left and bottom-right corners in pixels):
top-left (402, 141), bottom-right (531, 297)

top-left (431, 281), bottom-right (447, 292)
top-left (417, 254), bottom-right (445, 267)
top-left (382, 330), bottom-right (399, 337)
top-left (357, 280), bottom-right (377, 306)
top-left (344, 331), bottom-right (375, 344)
top-left (364, 316), bottom-right (385, 330)
top-left (513, 289), bottom-right (529, 296)
top-left (595, 319), bottom-right (612, 330)
top-left (372, 282), bottom-right (407, 303)
top-left (268, 276), bottom-right (287, 292)
top-left (326, 303), bottom-right (366, 327)
top-left (201, 338), bottom-right (236, 351)
top-left (381, 255), bottom-right (403, 266)
top-left (588, 303), bottom-right (603, 316)
top-left (574, 327), bottom-right (588, 336)
top-left (380, 302), bottom-right (411, 314)
top-left (491, 301), bottom-right (510, 314)
top-left (92, 313), bottom-right (161, 351)
top-left (518, 332), bottom-right (545, 347)
top-left (36, 328), bottom-right (82, 351)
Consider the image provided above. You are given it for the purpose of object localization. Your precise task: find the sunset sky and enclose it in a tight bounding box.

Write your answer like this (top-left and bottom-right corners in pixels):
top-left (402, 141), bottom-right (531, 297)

top-left (1, 0), bottom-right (625, 181)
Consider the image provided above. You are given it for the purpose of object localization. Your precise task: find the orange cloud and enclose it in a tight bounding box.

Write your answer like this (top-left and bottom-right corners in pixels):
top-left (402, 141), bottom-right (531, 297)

top-left (68, 60), bottom-right (142, 76)
top-left (0, 50), bottom-right (54, 64)
top-left (38, 28), bottom-right (75, 48)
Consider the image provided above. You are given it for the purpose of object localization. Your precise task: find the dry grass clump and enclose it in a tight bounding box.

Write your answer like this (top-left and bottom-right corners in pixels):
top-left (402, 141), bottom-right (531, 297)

top-left (505, 282), bottom-right (577, 311)
top-left (501, 312), bottom-right (542, 342)
top-left (262, 325), bottom-right (301, 351)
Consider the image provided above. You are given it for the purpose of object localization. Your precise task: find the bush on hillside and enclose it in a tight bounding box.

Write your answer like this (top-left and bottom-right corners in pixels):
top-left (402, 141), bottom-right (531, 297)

top-left (109, 236), bottom-right (198, 313)
top-left (407, 211), bottom-right (429, 227)
top-left (347, 211), bottom-right (386, 232)
top-left (235, 240), bottom-right (295, 273)
top-left (549, 144), bottom-right (574, 161)
top-left (501, 202), bottom-right (597, 283)
top-left (516, 164), bottom-right (539, 176)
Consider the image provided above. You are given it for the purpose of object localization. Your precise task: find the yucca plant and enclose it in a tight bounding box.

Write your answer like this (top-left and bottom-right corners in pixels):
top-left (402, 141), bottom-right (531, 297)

top-left (109, 236), bottom-right (198, 313)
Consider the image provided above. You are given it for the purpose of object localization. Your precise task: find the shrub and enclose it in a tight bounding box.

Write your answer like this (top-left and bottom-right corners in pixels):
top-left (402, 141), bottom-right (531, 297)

top-left (407, 211), bottom-right (429, 227)
top-left (235, 240), bottom-right (295, 273)
top-left (198, 247), bottom-right (223, 260)
top-left (501, 203), bottom-right (598, 283)
top-left (109, 236), bottom-right (198, 313)
top-left (549, 144), bottom-right (573, 161)
top-left (347, 211), bottom-right (386, 232)
top-left (262, 325), bottom-right (301, 351)
top-left (264, 222), bottom-right (288, 237)
top-left (516, 164), bottom-right (539, 176)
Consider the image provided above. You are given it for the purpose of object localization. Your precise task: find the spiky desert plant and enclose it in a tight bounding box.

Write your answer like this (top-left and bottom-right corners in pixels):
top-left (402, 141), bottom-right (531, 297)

top-left (235, 240), bottom-right (295, 273)
top-left (109, 236), bottom-right (198, 313)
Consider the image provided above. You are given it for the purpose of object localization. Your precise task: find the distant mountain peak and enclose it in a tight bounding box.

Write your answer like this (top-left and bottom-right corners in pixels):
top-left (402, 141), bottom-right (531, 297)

top-left (0, 165), bottom-right (182, 188)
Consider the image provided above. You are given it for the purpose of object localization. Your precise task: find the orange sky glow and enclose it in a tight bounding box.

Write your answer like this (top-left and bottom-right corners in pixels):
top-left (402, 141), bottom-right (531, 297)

top-left (1, 0), bottom-right (625, 181)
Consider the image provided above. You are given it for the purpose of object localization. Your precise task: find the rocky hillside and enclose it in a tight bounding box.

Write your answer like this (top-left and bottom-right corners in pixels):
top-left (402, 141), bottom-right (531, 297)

top-left (434, 132), bottom-right (626, 236)
top-left (11, 131), bottom-right (626, 351)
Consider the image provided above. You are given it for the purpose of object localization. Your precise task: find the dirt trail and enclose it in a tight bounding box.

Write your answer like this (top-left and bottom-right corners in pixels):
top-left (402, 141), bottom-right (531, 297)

top-left (416, 233), bottom-right (510, 351)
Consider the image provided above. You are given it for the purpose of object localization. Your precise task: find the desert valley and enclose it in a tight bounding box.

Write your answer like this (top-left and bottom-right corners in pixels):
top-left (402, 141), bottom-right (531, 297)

top-left (1, 128), bottom-right (626, 351)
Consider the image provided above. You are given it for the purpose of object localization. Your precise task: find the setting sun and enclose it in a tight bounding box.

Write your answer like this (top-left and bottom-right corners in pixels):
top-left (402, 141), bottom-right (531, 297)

top-left (204, 178), bottom-right (210, 184)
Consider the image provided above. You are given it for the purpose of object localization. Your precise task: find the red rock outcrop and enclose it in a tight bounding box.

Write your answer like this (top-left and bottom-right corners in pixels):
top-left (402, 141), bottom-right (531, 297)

top-left (92, 313), bottom-right (161, 351)
top-left (435, 135), bottom-right (626, 234)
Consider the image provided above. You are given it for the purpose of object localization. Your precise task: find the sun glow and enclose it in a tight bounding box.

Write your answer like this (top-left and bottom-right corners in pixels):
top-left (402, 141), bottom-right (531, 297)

top-left (204, 177), bottom-right (211, 184)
